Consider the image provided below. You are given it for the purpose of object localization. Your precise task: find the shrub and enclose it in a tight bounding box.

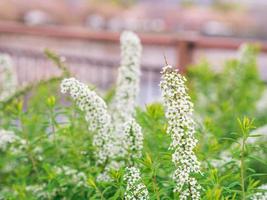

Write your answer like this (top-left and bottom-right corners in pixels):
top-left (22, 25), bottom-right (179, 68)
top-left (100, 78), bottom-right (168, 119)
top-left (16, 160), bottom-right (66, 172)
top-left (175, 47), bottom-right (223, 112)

top-left (0, 32), bottom-right (266, 200)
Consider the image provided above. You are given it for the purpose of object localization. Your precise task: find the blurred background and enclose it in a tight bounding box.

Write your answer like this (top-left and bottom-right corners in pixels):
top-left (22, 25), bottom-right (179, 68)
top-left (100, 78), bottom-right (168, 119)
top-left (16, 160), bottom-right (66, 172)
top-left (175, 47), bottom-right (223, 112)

top-left (0, 0), bottom-right (267, 104)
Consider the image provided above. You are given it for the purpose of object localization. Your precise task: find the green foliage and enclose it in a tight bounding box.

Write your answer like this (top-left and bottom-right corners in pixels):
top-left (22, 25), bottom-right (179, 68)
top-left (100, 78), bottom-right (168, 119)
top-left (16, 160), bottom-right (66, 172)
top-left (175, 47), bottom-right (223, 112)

top-left (1, 44), bottom-right (267, 199)
top-left (188, 44), bottom-right (265, 140)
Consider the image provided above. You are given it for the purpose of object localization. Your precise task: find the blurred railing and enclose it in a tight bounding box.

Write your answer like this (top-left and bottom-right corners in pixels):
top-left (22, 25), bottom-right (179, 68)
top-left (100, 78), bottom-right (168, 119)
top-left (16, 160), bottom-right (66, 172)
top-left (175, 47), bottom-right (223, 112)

top-left (0, 22), bottom-right (267, 104)
top-left (1, 22), bottom-right (267, 70)
top-left (0, 45), bottom-right (161, 103)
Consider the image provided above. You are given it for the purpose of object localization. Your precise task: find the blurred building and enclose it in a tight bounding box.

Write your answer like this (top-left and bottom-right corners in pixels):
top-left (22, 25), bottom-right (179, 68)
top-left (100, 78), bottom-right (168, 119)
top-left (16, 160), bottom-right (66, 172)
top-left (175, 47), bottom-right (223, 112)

top-left (1, 0), bottom-right (267, 104)
top-left (0, 0), bottom-right (267, 39)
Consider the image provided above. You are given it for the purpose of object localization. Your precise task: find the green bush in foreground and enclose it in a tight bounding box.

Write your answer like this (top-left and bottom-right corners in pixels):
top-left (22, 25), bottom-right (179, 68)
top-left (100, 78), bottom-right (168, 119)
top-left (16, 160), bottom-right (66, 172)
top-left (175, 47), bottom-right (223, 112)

top-left (0, 32), bottom-right (267, 199)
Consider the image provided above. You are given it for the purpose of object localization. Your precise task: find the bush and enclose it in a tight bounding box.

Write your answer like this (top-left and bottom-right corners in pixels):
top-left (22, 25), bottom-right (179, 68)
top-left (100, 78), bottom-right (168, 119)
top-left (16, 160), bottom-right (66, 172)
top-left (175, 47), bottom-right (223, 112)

top-left (0, 33), bottom-right (266, 200)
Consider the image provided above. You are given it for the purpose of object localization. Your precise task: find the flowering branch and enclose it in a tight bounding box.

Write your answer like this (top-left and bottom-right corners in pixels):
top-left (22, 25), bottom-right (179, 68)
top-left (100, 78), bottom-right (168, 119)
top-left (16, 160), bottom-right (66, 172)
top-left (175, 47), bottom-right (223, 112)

top-left (122, 118), bottom-right (144, 164)
top-left (0, 54), bottom-right (17, 101)
top-left (124, 166), bottom-right (149, 200)
top-left (61, 78), bottom-right (112, 165)
top-left (160, 65), bottom-right (201, 199)
top-left (110, 31), bottom-right (142, 125)
top-left (109, 31), bottom-right (143, 168)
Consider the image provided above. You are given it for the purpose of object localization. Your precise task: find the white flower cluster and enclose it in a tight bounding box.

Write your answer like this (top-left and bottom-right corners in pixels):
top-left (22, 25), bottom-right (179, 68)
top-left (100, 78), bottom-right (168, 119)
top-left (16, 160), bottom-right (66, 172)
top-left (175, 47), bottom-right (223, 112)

top-left (109, 31), bottom-right (143, 168)
top-left (61, 31), bottom-right (144, 181)
top-left (61, 78), bottom-right (112, 165)
top-left (248, 124), bottom-right (267, 144)
top-left (251, 184), bottom-right (267, 200)
top-left (160, 65), bottom-right (201, 199)
top-left (0, 129), bottom-right (18, 151)
top-left (54, 166), bottom-right (88, 188)
top-left (26, 184), bottom-right (53, 199)
top-left (0, 54), bottom-right (17, 101)
top-left (210, 150), bottom-right (233, 169)
top-left (110, 31), bottom-right (142, 125)
top-left (25, 166), bottom-right (87, 199)
top-left (99, 118), bottom-right (144, 181)
top-left (97, 159), bottom-right (125, 182)
top-left (256, 89), bottom-right (267, 113)
top-left (96, 170), bottom-right (112, 182)
top-left (122, 118), bottom-right (144, 162)
top-left (124, 167), bottom-right (149, 200)
top-left (238, 44), bottom-right (257, 65)
top-left (0, 187), bottom-right (19, 200)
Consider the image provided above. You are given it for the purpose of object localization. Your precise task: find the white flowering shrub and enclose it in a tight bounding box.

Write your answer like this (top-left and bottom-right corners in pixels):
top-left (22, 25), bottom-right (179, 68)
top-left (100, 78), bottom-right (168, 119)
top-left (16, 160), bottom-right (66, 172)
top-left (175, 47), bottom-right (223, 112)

top-left (109, 31), bottom-right (142, 164)
top-left (60, 31), bottom-right (143, 181)
top-left (0, 129), bottom-right (27, 156)
top-left (0, 34), bottom-right (266, 200)
top-left (53, 165), bottom-right (88, 187)
top-left (60, 77), bottom-right (112, 165)
top-left (251, 184), bottom-right (267, 200)
top-left (160, 65), bottom-right (201, 199)
top-left (0, 129), bottom-right (18, 151)
top-left (0, 54), bottom-right (17, 101)
top-left (110, 31), bottom-right (142, 125)
top-left (122, 118), bottom-right (144, 163)
top-left (124, 166), bottom-right (149, 200)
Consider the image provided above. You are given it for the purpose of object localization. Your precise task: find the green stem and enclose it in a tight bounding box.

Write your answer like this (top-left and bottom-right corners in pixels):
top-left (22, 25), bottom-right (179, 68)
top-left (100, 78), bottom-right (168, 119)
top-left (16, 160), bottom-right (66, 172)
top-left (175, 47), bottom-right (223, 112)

top-left (96, 186), bottom-right (105, 200)
top-left (152, 173), bottom-right (160, 200)
top-left (241, 136), bottom-right (246, 200)
top-left (19, 112), bottom-right (38, 174)
top-left (49, 107), bottom-right (56, 143)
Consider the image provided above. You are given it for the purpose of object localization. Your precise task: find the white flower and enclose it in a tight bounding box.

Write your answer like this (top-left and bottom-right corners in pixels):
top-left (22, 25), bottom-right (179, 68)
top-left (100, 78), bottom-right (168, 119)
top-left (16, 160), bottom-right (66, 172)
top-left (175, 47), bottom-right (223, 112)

top-left (108, 31), bottom-right (142, 170)
top-left (110, 31), bottom-right (142, 125)
top-left (238, 44), bottom-right (257, 65)
top-left (248, 124), bottom-right (267, 144)
top-left (210, 150), bottom-right (233, 169)
top-left (256, 89), bottom-right (267, 113)
top-left (0, 54), bottom-right (17, 101)
top-left (99, 118), bottom-right (144, 182)
top-left (96, 170), bottom-right (112, 182)
top-left (26, 184), bottom-right (52, 199)
top-left (122, 118), bottom-right (144, 162)
top-left (54, 166), bottom-right (88, 188)
top-left (0, 129), bottom-right (18, 151)
top-left (61, 78), bottom-right (112, 165)
top-left (160, 65), bottom-right (201, 199)
top-left (251, 184), bottom-right (267, 200)
top-left (124, 167), bottom-right (149, 200)
top-left (97, 160), bottom-right (125, 182)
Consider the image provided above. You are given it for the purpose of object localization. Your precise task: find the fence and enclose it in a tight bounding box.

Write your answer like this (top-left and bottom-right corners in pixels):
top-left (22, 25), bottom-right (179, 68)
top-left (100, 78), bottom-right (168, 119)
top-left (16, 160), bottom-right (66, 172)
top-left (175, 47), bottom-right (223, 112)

top-left (0, 22), bottom-right (267, 104)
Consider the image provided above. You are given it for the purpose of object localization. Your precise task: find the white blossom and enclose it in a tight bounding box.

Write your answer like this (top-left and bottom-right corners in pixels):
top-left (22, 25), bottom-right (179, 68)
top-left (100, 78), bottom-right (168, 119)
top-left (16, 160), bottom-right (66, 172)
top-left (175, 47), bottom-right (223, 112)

top-left (0, 129), bottom-right (18, 151)
top-left (210, 150), bottom-right (233, 169)
top-left (160, 65), bottom-right (201, 199)
top-left (251, 184), bottom-right (267, 200)
top-left (54, 165), bottom-right (88, 188)
top-left (248, 124), bottom-right (267, 144)
top-left (0, 54), bottom-right (17, 101)
top-left (110, 30), bottom-right (142, 125)
top-left (238, 43), bottom-right (257, 65)
top-left (124, 167), bottom-right (149, 200)
top-left (26, 166), bottom-right (88, 199)
top-left (26, 184), bottom-right (52, 199)
top-left (256, 89), bottom-right (267, 113)
top-left (96, 170), bottom-right (112, 182)
top-left (99, 118), bottom-right (144, 182)
top-left (61, 78), bottom-right (112, 165)
top-left (122, 118), bottom-right (144, 162)
top-left (25, 166), bottom-right (88, 199)
top-left (103, 31), bottom-right (142, 174)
